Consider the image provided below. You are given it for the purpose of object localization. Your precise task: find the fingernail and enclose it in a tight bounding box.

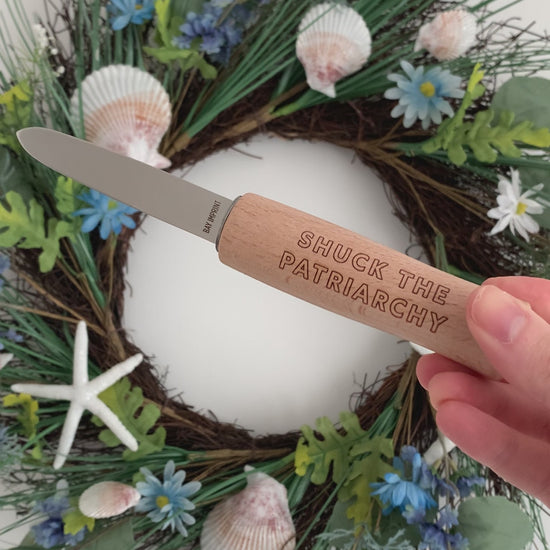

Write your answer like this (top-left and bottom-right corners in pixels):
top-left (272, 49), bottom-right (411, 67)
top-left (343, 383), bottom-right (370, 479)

top-left (469, 285), bottom-right (530, 343)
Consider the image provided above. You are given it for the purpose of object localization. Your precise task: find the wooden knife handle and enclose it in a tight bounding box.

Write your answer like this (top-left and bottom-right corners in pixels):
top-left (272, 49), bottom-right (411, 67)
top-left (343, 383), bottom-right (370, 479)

top-left (217, 193), bottom-right (494, 377)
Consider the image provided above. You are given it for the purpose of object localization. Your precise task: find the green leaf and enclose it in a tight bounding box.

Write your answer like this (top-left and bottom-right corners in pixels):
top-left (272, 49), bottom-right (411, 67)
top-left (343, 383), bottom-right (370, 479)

top-left (0, 191), bottom-right (75, 272)
top-left (0, 82), bottom-right (33, 151)
top-left (55, 176), bottom-right (83, 216)
top-left (154, 0), bottom-right (177, 46)
top-left (73, 519), bottom-right (134, 550)
top-left (63, 509), bottom-right (95, 535)
top-left (458, 496), bottom-right (534, 550)
top-left (0, 147), bottom-right (34, 201)
top-left (3, 393), bottom-right (39, 438)
top-left (92, 377), bottom-right (166, 460)
top-left (143, 46), bottom-right (217, 79)
top-left (169, 0), bottom-right (204, 19)
top-left (447, 143), bottom-right (467, 166)
top-left (339, 436), bottom-right (394, 525)
top-left (0, 81), bottom-right (31, 109)
top-left (424, 108), bottom-right (550, 166)
top-left (492, 76), bottom-right (550, 127)
top-left (294, 412), bottom-right (368, 485)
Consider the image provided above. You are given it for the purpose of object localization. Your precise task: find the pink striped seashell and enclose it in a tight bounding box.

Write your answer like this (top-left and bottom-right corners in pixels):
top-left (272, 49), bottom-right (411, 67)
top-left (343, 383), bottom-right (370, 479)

top-left (71, 65), bottom-right (172, 169)
top-left (78, 481), bottom-right (141, 519)
top-left (296, 3), bottom-right (371, 98)
top-left (415, 9), bottom-right (478, 61)
top-left (200, 468), bottom-right (296, 550)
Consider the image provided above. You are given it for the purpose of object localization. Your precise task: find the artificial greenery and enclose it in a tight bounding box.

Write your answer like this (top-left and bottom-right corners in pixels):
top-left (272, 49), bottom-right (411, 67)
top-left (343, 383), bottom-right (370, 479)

top-left (92, 377), bottom-right (166, 461)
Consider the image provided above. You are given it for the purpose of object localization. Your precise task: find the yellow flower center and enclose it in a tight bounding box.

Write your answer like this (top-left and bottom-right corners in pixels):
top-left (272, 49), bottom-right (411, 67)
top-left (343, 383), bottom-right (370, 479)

top-left (136, 3), bottom-right (143, 9)
top-left (420, 81), bottom-right (436, 97)
top-left (516, 202), bottom-right (528, 215)
top-left (107, 199), bottom-right (118, 211)
top-left (156, 495), bottom-right (170, 509)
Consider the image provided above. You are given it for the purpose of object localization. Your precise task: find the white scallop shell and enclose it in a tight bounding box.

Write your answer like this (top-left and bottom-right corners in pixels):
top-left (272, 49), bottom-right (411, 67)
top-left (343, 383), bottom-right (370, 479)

top-left (78, 481), bottom-right (141, 519)
top-left (415, 9), bottom-right (477, 61)
top-left (200, 469), bottom-right (296, 550)
top-left (71, 65), bottom-right (172, 168)
top-left (296, 3), bottom-right (371, 98)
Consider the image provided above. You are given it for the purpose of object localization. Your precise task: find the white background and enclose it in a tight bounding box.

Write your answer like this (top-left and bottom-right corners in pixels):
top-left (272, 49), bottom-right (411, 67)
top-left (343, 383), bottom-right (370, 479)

top-left (1, 0), bottom-right (549, 547)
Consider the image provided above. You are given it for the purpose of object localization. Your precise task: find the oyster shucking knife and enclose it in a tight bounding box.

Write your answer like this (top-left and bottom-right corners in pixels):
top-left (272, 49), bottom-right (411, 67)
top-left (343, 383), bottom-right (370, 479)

top-left (18, 127), bottom-right (493, 377)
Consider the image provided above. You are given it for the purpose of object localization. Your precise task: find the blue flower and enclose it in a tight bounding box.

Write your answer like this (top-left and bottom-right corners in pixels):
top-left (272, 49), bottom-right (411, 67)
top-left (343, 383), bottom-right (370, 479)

top-left (107, 0), bottom-right (155, 31)
top-left (437, 505), bottom-right (459, 530)
top-left (432, 475), bottom-right (457, 498)
top-left (419, 524), bottom-right (447, 550)
top-left (173, 2), bottom-right (249, 64)
top-left (0, 327), bottom-right (23, 351)
top-left (456, 475), bottom-right (485, 497)
top-left (32, 495), bottom-right (87, 548)
top-left (136, 460), bottom-right (201, 537)
top-left (419, 522), bottom-right (468, 550)
top-left (73, 189), bottom-right (137, 240)
top-left (413, 506), bottom-right (467, 550)
top-left (384, 60), bottom-right (464, 129)
top-left (402, 504), bottom-right (425, 525)
top-left (371, 447), bottom-right (437, 514)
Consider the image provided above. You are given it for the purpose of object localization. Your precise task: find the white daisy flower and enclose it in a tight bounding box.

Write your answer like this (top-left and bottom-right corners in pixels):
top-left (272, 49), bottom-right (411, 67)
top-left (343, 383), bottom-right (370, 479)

top-left (487, 169), bottom-right (545, 242)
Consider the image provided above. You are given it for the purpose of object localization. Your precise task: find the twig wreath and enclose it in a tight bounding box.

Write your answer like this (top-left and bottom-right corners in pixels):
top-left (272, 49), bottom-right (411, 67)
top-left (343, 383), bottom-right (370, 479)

top-left (0, 0), bottom-right (549, 548)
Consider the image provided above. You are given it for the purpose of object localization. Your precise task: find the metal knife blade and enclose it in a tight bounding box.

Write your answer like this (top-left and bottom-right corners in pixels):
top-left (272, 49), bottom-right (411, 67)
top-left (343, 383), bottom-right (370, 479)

top-left (17, 127), bottom-right (233, 244)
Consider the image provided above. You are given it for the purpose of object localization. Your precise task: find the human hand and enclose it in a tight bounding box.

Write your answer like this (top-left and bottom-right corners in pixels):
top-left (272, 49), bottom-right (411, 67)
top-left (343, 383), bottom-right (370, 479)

top-left (417, 276), bottom-right (550, 505)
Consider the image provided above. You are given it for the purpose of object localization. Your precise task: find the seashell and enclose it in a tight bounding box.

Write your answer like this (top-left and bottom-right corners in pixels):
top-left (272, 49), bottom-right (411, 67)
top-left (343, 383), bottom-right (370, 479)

top-left (0, 353), bottom-right (13, 369)
top-left (201, 468), bottom-right (296, 550)
top-left (78, 481), bottom-right (141, 519)
top-left (415, 9), bottom-right (477, 61)
top-left (296, 3), bottom-right (371, 98)
top-left (71, 65), bottom-right (172, 169)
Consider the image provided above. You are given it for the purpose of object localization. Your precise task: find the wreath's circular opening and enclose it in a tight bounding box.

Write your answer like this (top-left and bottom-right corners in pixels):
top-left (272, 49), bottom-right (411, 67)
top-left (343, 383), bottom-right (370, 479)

top-left (123, 136), bottom-right (415, 433)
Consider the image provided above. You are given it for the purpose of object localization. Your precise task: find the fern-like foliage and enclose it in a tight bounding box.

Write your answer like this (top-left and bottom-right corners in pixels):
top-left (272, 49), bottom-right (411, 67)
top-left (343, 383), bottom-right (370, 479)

top-left (317, 527), bottom-right (414, 550)
top-left (423, 108), bottom-right (550, 166)
top-left (295, 411), bottom-right (394, 525)
top-left (295, 412), bottom-right (366, 484)
top-left (0, 191), bottom-right (76, 272)
top-left (421, 63), bottom-right (550, 166)
top-left (55, 176), bottom-right (83, 217)
top-left (92, 377), bottom-right (166, 461)
top-left (340, 436), bottom-right (395, 525)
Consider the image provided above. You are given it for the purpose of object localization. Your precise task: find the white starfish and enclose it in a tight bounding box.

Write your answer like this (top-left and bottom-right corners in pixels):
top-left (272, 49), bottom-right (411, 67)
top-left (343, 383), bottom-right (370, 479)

top-left (11, 321), bottom-right (142, 469)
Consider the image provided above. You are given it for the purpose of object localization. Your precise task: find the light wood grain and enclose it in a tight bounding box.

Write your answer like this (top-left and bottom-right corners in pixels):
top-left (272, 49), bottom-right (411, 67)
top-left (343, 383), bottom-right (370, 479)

top-left (218, 193), bottom-right (495, 377)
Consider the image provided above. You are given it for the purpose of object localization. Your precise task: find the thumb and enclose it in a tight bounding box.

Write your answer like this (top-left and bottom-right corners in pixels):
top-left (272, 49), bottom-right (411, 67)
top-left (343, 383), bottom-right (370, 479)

top-left (467, 284), bottom-right (550, 404)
